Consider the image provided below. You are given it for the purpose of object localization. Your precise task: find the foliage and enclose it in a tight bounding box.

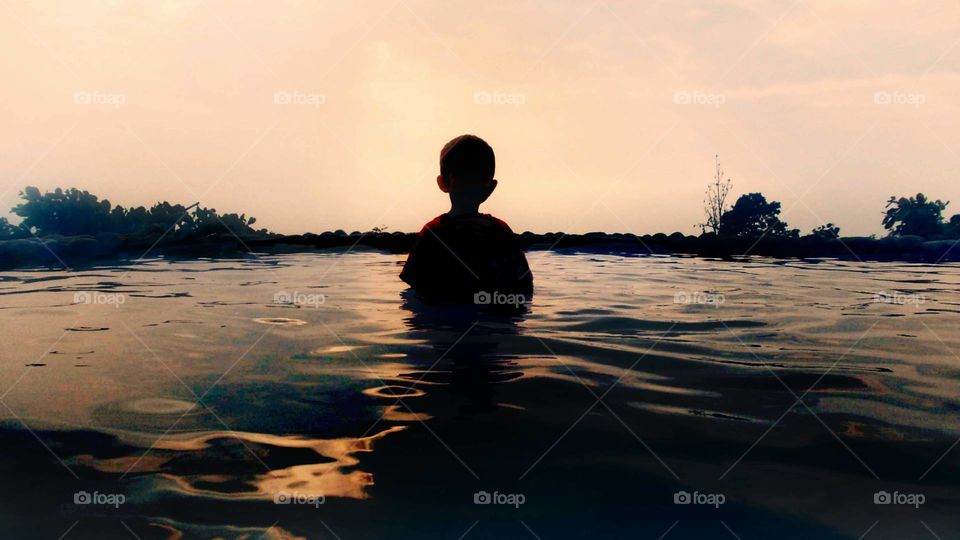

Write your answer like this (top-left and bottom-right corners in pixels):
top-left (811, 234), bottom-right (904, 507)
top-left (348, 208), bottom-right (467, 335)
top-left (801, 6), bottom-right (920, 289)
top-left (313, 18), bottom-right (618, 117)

top-left (882, 193), bottom-right (949, 238)
top-left (701, 155), bottom-right (732, 235)
top-left (943, 214), bottom-right (960, 239)
top-left (719, 192), bottom-right (798, 239)
top-left (0, 216), bottom-right (26, 239)
top-left (10, 186), bottom-right (264, 238)
top-left (810, 223), bottom-right (840, 240)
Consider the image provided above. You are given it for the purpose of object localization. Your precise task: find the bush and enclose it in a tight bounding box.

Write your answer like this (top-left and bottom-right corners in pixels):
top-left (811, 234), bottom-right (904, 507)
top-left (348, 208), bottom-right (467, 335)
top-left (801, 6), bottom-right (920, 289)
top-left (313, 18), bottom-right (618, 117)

top-left (810, 223), bottom-right (840, 240)
top-left (943, 214), bottom-right (960, 239)
top-left (719, 193), bottom-right (798, 239)
top-left (10, 186), bottom-right (267, 239)
top-left (883, 193), bottom-right (948, 238)
top-left (0, 217), bottom-right (26, 239)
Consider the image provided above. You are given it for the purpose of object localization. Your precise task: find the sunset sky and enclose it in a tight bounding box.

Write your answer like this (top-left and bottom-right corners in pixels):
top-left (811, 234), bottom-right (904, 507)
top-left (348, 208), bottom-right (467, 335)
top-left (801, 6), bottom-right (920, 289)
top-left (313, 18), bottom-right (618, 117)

top-left (1, 0), bottom-right (958, 236)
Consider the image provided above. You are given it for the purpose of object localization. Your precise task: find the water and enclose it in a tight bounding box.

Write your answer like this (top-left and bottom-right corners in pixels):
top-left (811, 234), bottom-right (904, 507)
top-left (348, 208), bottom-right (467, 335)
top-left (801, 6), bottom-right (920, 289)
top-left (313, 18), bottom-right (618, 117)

top-left (1, 251), bottom-right (959, 539)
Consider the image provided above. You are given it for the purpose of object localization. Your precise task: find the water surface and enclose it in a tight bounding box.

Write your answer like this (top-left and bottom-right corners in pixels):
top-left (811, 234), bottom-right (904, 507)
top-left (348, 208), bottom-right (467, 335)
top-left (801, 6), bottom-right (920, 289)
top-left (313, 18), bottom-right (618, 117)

top-left (1, 251), bottom-right (959, 539)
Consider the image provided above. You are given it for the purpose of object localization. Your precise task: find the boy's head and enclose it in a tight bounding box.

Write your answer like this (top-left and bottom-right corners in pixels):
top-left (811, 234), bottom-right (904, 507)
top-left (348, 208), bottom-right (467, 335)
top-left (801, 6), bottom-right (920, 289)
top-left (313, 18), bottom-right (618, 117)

top-left (437, 135), bottom-right (497, 208)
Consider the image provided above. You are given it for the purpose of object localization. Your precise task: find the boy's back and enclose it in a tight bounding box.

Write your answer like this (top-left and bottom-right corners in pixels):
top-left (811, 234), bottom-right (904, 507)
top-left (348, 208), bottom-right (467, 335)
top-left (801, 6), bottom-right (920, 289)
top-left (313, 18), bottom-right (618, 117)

top-left (401, 212), bottom-right (532, 302)
top-left (400, 135), bottom-right (533, 303)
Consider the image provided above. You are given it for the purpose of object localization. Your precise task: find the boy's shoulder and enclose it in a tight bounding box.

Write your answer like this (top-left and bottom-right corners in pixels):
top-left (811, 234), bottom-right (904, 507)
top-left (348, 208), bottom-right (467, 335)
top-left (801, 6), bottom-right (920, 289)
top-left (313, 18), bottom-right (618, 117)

top-left (420, 213), bottom-right (514, 235)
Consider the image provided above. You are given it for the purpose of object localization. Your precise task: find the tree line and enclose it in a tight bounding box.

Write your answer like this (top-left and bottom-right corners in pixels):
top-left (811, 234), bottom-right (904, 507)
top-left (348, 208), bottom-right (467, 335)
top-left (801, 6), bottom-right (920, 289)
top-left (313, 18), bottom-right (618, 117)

top-left (1, 177), bottom-right (958, 243)
top-left (0, 187), bottom-right (266, 240)
top-left (701, 156), bottom-right (960, 241)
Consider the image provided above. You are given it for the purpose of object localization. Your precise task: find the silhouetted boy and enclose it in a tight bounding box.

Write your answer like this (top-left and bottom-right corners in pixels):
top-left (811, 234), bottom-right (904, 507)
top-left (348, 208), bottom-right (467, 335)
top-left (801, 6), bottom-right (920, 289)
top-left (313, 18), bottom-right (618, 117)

top-left (400, 135), bottom-right (533, 304)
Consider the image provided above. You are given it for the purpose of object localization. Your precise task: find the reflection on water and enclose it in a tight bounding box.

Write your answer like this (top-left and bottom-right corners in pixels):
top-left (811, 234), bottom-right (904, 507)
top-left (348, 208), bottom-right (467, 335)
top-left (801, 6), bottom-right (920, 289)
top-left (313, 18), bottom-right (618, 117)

top-left (79, 426), bottom-right (404, 502)
top-left (1, 252), bottom-right (960, 538)
top-left (252, 317), bottom-right (308, 326)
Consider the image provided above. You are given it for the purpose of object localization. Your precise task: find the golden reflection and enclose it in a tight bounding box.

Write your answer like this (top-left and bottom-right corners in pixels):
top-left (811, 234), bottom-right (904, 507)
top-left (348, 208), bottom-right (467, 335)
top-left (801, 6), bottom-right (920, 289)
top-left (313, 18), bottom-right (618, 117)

top-left (381, 404), bottom-right (433, 422)
top-left (252, 317), bottom-right (307, 326)
top-left (361, 385), bottom-right (426, 398)
top-left (313, 345), bottom-right (365, 354)
top-left (146, 519), bottom-right (305, 540)
top-left (79, 426), bottom-right (405, 501)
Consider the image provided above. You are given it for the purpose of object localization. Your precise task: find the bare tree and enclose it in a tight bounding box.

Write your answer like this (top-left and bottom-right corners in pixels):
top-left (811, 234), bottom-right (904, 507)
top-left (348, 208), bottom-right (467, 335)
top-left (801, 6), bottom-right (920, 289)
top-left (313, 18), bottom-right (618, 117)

top-left (701, 155), bottom-right (732, 235)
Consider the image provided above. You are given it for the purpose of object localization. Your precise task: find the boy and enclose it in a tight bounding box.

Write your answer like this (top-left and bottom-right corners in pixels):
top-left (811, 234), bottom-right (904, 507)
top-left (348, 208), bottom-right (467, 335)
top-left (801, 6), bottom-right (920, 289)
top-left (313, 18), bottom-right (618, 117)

top-left (400, 134), bottom-right (533, 304)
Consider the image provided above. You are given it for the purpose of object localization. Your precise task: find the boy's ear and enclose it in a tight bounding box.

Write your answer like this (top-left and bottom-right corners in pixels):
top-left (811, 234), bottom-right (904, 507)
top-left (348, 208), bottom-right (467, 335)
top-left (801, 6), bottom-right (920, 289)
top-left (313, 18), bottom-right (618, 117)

top-left (486, 179), bottom-right (498, 196)
top-left (436, 174), bottom-right (450, 193)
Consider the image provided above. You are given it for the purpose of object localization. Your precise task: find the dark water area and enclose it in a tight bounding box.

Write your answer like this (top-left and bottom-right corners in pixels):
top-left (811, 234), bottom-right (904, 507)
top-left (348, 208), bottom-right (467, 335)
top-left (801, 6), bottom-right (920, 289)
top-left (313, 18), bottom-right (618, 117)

top-left (1, 251), bottom-right (959, 539)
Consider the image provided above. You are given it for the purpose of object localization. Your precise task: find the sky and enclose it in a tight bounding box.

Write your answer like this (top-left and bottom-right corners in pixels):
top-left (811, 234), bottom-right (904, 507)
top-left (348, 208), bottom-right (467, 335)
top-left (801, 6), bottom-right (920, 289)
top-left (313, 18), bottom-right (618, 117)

top-left (1, 0), bottom-right (958, 236)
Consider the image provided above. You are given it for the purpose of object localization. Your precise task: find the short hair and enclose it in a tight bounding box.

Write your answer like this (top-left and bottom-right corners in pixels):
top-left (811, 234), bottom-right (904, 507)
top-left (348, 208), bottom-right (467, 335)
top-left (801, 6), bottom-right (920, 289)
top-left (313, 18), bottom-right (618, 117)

top-left (440, 134), bottom-right (495, 182)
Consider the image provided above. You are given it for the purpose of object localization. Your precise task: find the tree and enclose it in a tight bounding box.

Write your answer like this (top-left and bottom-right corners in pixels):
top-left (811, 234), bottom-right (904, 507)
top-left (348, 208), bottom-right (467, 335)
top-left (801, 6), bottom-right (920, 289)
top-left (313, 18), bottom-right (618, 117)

top-left (811, 223), bottom-right (840, 240)
top-left (719, 193), bottom-right (798, 239)
top-left (882, 193), bottom-right (948, 238)
top-left (944, 214), bottom-right (960, 239)
top-left (9, 186), bottom-right (265, 238)
top-left (0, 216), bottom-right (25, 239)
top-left (13, 187), bottom-right (114, 236)
top-left (701, 155), bottom-right (732, 235)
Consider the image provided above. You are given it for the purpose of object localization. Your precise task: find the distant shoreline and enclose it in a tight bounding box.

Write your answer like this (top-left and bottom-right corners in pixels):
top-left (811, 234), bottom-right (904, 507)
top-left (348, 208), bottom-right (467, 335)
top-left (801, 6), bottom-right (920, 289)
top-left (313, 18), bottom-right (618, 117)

top-left (1, 230), bottom-right (958, 271)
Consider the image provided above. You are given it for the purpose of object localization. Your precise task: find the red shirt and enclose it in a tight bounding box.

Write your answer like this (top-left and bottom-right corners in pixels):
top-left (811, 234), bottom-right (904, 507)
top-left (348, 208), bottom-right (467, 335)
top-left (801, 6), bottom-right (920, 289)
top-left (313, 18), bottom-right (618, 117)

top-left (400, 213), bottom-right (533, 302)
